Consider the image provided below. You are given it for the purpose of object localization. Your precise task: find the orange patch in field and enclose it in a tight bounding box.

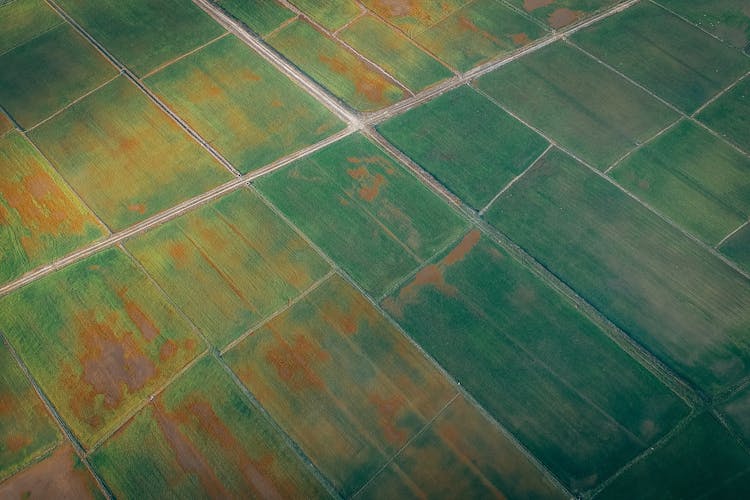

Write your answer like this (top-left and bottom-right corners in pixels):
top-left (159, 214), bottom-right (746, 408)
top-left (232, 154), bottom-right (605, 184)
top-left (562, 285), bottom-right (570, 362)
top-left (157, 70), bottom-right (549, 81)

top-left (511, 32), bottom-right (531, 45)
top-left (127, 203), bottom-right (146, 214)
top-left (6, 434), bottom-right (31, 452)
top-left (265, 331), bottom-right (330, 392)
top-left (159, 339), bottom-right (178, 361)
top-left (523, 0), bottom-right (554, 11)
top-left (443, 229), bottom-right (480, 265)
top-left (169, 242), bottom-right (189, 267)
top-left (318, 53), bottom-right (392, 106)
top-left (118, 137), bottom-right (140, 153)
top-left (347, 165), bottom-right (386, 201)
top-left (320, 301), bottom-right (359, 336)
top-left (370, 393), bottom-right (408, 445)
top-left (458, 16), bottom-right (502, 45)
top-left (117, 288), bottom-right (161, 341)
top-left (548, 8), bottom-right (582, 28)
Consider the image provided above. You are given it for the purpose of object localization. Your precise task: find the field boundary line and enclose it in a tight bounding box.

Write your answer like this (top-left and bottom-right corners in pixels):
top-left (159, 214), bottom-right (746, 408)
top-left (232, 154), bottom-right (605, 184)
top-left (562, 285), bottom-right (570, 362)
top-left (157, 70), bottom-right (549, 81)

top-left (0, 442), bottom-right (59, 486)
top-left (472, 84), bottom-right (750, 282)
top-left (351, 392), bottom-right (461, 498)
top-left (692, 70), bottom-right (750, 117)
top-left (710, 408), bottom-right (750, 458)
top-left (716, 220), bottom-right (749, 249)
top-left (0, 128), bottom-right (354, 298)
top-left (24, 72), bottom-right (121, 133)
top-left (0, 332), bottom-right (114, 499)
top-left (479, 143), bottom-right (554, 215)
top-left (263, 14), bottom-right (299, 39)
top-left (604, 117), bottom-right (683, 174)
top-left (332, 10), bottom-right (366, 36)
top-left (567, 39), bottom-right (750, 161)
top-left (140, 31), bottom-right (231, 80)
top-left (648, 0), bottom-right (750, 57)
top-left (0, 19), bottom-right (66, 59)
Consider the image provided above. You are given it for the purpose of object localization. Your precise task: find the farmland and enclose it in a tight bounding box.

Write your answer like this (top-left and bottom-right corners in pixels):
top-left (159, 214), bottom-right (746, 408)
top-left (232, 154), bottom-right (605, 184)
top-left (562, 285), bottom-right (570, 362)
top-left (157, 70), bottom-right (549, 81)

top-left (656, 0), bottom-right (750, 52)
top-left (720, 385), bottom-right (750, 445)
top-left (145, 34), bottom-right (343, 174)
top-left (510, 0), bottom-right (619, 29)
top-left (0, 0), bottom-right (63, 55)
top-left (720, 223), bottom-right (750, 273)
top-left (256, 134), bottom-right (468, 296)
top-left (125, 189), bottom-right (330, 349)
top-left (697, 76), bottom-right (750, 153)
top-left (377, 85), bottom-right (549, 209)
top-left (475, 42), bottom-right (678, 170)
top-left (91, 356), bottom-right (328, 498)
top-left (29, 76), bottom-right (232, 230)
top-left (611, 120), bottom-right (750, 245)
top-left (0, 112), bottom-right (12, 135)
top-left (0, 131), bottom-right (105, 284)
top-left (213, 0), bottom-right (294, 36)
top-left (289, 0), bottom-right (361, 31)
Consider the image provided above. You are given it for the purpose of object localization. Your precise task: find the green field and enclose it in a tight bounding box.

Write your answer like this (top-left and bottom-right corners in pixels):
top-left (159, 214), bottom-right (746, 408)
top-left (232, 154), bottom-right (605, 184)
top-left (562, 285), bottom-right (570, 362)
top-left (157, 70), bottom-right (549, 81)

top-left (0, 24), bottom-right (117, 128)
top-left (359, 395), bottom-right (565, 499)
top-left (290, 0), bottom-right (360, 31)
top-left (340, 14), bottom-right (452, 92)
top-left (56, 0), bottom-right (225, 76)
top-left (377, 85), bottom-right (549, 209)
top-left (720, 385), bottom-right (750, 446)
top-left (360, 0), bottom-right (469, 36)
top-left (256, 134), bottom-right (468, 295)
top-left (0, 248), bottom-right (204, 448)
top-left (485, 148), bottom-right (750, 396)
top-left (125, 189), bottom-right (330, 349)
top-left (91, 356), bottom-right (328, 498)
top-left (611, 120), bottom-right (750, 245)
top-left (0, 342), bottom-right (61, 480)
top-left (573, 2), bottom-right (750, 114)
top-left (720, 222), bottom-right (750, 273)
top-left (0, 0), bottom-right (63, 55)
top-left (383, 230), bottom-right (687, 492)
top-left (698, 76), bottom-right (750, 153)
top-left (29, 77), bottom-right (231, 231)
top-left (0, 131), bottom-right (105, 285)
top-left (512, 0), bottom-right (619, 29)
top-left (597, 412), bottom-right (750, 499)
top-left (146, 35), bottom-right (343, 174)
top-left (657, 0), bottom-right (750, 52)
top-left (224, 275), bottom-right (457, 496)
top-left (415, 0), bottom-right (547, 72)
top-left (0, 445), bottom-right (103, 499)
top-left (267, 19), bottom-right (404, 111)
top-left (475, 42), bottom-right (677, 170)
top-left (214, 0), bottom-right (295, 36)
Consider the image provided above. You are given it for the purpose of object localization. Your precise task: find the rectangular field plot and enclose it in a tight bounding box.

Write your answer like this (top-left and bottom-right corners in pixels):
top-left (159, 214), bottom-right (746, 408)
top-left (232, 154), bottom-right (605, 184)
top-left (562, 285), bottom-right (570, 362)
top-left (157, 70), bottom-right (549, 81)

top-left (511, 0), bottom-right (619, 29)
top-left (0, 342), bottom-right (61, 481)
top-left (266, 19), bottom-right (404, 111)
top-left (415, 0), bottom-right (547, 72)
top-left (720, 222), bottom-right (750, 273)
top-left (484, 148), bottom-right (750, 396)
top-left (340, 14), bottom-right (452, 92)
top-left (597, 413), bottom-right (750, 500)
top-left (290, 0), bottom-right (361, 31)
top-left (223, 275), bottom-right (457, 496)
top-left (0, 24), bottom-right (117, 129)
top-left (612, 120), bottom-right (750, 245)
top-left (0, 111), bottom-right (12, 135)
top-left (0, 0), bottom-right (63, 54)
top-left (0, 445), bottom-right (103, 499)
top-left (720, 385), bottom-right (750, 446)
top-left (475, 42), bottom-right (677, 170)
top-left (0, 248), bottom-right (204, 448)
top-left (698, 76), bottom-right (750, 153)
top-left (125, 189), bottom-right (330, 349)
top-left (573, 2), bottom-right (750, 114)
top-left (91, 356), bottom-right (328, 499)
top-left (146, 35), bottom-right (343, 174)
top-left (56, 0), bottom-right (225, 77)
top-left (0, 131), bottom-right (105, 285)
top-left (383, 230), bottom-right (687, 492)
top-left (377, 85), bottom-right (548, 209)
top-left (658, 0), bottom-right (750, 52)
top-left (358, 395), bottom-right (566, 499)
top-left (29, 77), bottom-right (232, 231)
top-left (255, 134), bottom-right (468, 296)
top-left (213, 0), bottom-right (295, 36)
top-left (360, 0), bottom-right (469, 37)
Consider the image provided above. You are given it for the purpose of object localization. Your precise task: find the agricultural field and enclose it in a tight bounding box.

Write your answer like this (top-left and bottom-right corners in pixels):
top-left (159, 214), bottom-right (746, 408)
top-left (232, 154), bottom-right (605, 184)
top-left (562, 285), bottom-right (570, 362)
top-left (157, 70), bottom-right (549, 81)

top-left (656, 0), bottom-right (750, 53)
top-left (597, 412), bottom-right (750, 499)
top-left (484, 149), bottom-right (750, 396)
top-left (573, 1), bottom-right (750, 114)
top-left (0, 341), bottom-right (60, 481)
top-left (125, 189), bottom-right (330, 349)
top-left (91, 356), bottom-right (328, 498)
top-left (0, 248), bottom-right (204, 448)
top-left (475, 42), bottom-right (678, 170)
top-left (720, 385), bottom-right (750, 445)
top-left (377, 85), bottom-right (549, 209)
top-left (0, 23), bottom-right (117, 129)
top-left (0, 111), bottom-right (12, 135)
top-left (0, 131), bottom-right (105, 285)
top-left (255, 134), bottom-right (468, 296)
top-left (213, 0), bottom-right (295, 36)
top-left (510, 0), bottom-right (619, 29)
top-left (359, 0), bottom-right (469, 36)
top-left (611, 120), bottom-right (750, 245)
top-left (0, 0), bottom-right (63, 55)
top-left (145, 34), bottom-right (343, 174)
top-left (29, 76), bottom-right (232, 231)
top-left (383, 230), bottom-right (687, 492)
top-left (55, 0), bottom-right (225, 77)
top-left (289, 0), bottom-right (361, 31)
top-left (720, 222), bottom-right (750, 273)
top-left (697, 76), bottom-right (750, 153)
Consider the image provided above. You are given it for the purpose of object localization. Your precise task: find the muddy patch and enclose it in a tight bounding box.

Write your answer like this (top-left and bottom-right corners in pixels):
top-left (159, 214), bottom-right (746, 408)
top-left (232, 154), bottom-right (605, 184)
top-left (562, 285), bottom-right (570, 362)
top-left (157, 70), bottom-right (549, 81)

top-left (117, 288), bottom-right (161, 341)
top-left (511, 32), bottom-right (531, 45)
top-left (347, 165), bottom-right (386, 202)
top-left (548, 8), bottom-right (583, 29)
top-left (524, 0), bottom-right (554, 11)
top-left (265, 330), bottom-right (330, 392)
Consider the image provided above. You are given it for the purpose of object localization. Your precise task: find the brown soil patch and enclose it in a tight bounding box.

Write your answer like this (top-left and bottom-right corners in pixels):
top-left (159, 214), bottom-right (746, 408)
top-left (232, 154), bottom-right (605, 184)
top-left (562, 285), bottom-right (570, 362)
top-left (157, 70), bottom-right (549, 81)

top-left (127, 203), bottom-right (146, 214)
top-left (320, 301), bottom-right (359, 336)
top-left (169, 242), bottom-right (189, 268)
top-left (159, 339), bottom-right (178, 362)
top-left (373, 0), bottom-right (420, 18)
top-left (548, 8), bottom-right (582, 29)
top-left (511, 32), bottom-right (531, 45)
top-left (369, 393), bottom-right (408, 445)
top-left (117, 288), bottom-right (161, 341)
top-left (443, 229), bottom-right (480, 265)
top-left (6, 434), bottom-right (31, 452)
top-left (458, 16), bottom-right (502, 45)
top-left (265, 329), bottom-right (329, 392)
top-left (0, 446), bottom-right (97, 499)
top-left (347, 165), bottom-right (386, 202)
top-left (524, 0), bottom-right (554, 11)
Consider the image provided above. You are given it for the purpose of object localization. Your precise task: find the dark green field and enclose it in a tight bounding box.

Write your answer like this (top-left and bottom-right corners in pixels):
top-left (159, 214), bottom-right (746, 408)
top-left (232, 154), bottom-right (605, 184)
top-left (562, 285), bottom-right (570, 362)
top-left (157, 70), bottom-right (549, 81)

top-left (698, 76), bottom-right (750, 153)
top-left (657, 0), bottom-right (750, 52)
top-left (214, 0), bottom-right (294, 36)
top-left (720, 222), bottom-right (750, 273)
top-left (0, 0), bottom-right (63, 55)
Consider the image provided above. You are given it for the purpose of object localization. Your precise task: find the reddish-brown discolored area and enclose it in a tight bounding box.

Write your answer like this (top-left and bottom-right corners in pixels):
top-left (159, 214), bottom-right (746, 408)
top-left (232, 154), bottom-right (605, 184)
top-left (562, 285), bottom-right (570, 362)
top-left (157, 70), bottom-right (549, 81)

top-left (548, 8), bottom-right (582, 28)
top-left (265, 329), bottom-right (330, 392)
top-left (370, 393), bottom-right (408, 445)
top-left (512, 32), bottom-right (531, 45)
top-left (5, 434), bottom-right (31, 453)
top-left (347, 165), bottom-right (387, 202)
top-left (524, 0), bottom-right (555, 11)
top-left (319, 53), bottom-right (393, 107)
top-left (117, 288), bottom-right (161, 341)
top-left (457, 16), bottom-right (503, 45)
